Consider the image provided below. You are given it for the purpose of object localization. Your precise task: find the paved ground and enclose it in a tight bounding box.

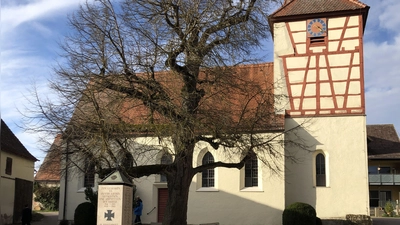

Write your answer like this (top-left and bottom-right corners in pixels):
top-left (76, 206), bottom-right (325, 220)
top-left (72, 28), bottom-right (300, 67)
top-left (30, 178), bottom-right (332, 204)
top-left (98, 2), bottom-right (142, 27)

top-left (32, 212), bottom-right (59, 225)
top-left (372, 217), bottom-right (400, 225)
top-left (29, 212), bottom-right (400, 225)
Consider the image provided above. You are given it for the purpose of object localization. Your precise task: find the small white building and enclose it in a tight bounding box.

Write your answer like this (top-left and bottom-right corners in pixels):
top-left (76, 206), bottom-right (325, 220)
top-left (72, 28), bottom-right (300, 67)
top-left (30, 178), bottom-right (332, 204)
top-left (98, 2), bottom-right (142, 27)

top-left (0, 119), bottom-right (38, 225)
top-left (56, 0), bottom-right (371, 224)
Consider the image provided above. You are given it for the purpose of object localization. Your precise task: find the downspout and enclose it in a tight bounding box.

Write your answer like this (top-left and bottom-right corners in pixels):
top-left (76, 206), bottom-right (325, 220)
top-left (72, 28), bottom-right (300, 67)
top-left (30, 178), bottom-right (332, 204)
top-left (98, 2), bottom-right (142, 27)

top-left (363, 118), bottom-right (370, 215)
top-left (62, 140), bottom-right (69, 220)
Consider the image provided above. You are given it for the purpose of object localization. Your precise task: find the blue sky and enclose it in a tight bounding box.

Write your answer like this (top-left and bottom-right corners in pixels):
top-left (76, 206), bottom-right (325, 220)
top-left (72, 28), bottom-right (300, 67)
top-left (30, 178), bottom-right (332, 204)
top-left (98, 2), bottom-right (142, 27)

top-left (1, 0), bottom-right (399, 170)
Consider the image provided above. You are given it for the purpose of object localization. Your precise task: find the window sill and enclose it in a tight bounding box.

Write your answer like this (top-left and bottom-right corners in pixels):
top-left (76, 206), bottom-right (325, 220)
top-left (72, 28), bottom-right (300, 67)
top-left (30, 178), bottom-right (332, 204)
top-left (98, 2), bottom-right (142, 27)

top-left (314, 186), bottom-right (330, 188)
top-left (240, 187), bottom-right (263, 192)
top-left (196, 187), bottom-right (219, 192)
top-left (153, 183), bottom-right (168, 188)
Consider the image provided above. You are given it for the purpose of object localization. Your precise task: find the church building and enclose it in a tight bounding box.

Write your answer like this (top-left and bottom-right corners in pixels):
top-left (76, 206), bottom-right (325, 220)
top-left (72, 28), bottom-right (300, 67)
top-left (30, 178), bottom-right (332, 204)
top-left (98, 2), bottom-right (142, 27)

top-left (57, 0), bottom-right (371, 224)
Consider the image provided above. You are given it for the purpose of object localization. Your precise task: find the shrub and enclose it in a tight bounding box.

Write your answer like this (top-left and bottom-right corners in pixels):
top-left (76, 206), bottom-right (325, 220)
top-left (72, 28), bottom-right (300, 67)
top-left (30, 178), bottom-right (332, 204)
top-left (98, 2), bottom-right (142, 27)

top-left (33, 182), bottom-right (60, 211)
top-left (85, 187), bottom-right (98, 207)
top-left (384, 202), bottom-right (394, 217)
top-left (316, 217), bottom-right (323, 225)
top-left (282, 202), bottom-right (316, 225)
top-left (74, 202), bottom-right (96, 225)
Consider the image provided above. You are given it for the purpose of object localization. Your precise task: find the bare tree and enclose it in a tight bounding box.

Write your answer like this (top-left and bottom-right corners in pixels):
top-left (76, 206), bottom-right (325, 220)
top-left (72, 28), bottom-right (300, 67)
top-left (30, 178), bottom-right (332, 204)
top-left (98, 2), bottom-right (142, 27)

top-left (25, 0), bottom-right (309, 224)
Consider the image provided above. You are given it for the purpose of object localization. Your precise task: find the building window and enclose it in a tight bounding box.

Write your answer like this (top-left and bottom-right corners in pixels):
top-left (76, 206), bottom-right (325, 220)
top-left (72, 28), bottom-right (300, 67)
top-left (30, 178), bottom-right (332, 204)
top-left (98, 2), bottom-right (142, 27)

top-left (202, 152), bottom-right (214, 187)
top-left (370, 190), bottom-right (391, 207)
top-left (310, 36), bottom-right (326, 46)
top-left (378, 167), bottom-right (391, 174)
top-left (160, 153), bottom-right (173, 182)
top-left (368, 166), bottom-right (379, 174)
top-left (316, 153), bottom-right (326, 186)
top-left (245, 156), bottom-right (258, 187)
top-left (5, 157), bottom-right (12, 175)
top-left (84, 161), bottom-right (95, 188)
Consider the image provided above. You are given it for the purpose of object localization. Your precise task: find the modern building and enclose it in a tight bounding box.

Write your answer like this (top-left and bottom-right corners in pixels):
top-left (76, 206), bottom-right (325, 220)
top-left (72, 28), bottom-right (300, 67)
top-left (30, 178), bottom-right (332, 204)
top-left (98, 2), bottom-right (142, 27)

top-left (56, 0), bottom-right (372, 224)
top-left (367, 124), bottom-right (400, 215)
top-left (0, 119), bottom-right (38, 225)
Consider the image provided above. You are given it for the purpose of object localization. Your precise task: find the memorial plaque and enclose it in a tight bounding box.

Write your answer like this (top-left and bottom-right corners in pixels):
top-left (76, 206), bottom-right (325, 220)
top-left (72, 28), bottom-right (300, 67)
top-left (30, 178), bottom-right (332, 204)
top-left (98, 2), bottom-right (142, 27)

top-left (97, 171), bottom-right (133, 225)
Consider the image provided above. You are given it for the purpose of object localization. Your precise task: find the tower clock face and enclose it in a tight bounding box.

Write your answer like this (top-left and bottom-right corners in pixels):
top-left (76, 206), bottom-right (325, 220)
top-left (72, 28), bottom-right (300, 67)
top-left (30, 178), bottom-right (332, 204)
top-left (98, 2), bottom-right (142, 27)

top-left (307, 18), bottom-right (327, 37)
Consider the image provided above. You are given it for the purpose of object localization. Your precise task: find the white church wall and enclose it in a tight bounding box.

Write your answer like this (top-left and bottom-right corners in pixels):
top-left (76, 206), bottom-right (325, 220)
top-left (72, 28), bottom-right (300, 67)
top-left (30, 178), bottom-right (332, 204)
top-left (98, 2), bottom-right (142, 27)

top-left (60, 132), bottom-right (286, 225)
top-left (284, 116), bottom-right (369, 219)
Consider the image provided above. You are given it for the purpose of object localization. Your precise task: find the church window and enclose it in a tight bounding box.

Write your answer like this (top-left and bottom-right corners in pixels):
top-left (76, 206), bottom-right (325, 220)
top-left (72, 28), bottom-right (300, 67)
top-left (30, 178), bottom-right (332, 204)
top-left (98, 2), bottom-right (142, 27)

top-left (84, 160), bottom-right (95, 188)
top-left (316, 153), bottom-right (326, 186)
top-left (310, 36), bottom-right (325, 46)
top-left (245, 156), bottom-right (258, 187)
top-left (160, 153), bottom-right (173, 182)
top-left (202, 152), bottom-right (215, 187)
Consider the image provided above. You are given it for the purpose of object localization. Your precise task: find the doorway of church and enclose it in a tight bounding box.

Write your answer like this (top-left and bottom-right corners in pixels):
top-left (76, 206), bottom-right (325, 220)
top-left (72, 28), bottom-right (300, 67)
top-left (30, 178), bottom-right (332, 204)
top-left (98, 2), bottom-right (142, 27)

top-left (157, 188), bottom-right (168, 222)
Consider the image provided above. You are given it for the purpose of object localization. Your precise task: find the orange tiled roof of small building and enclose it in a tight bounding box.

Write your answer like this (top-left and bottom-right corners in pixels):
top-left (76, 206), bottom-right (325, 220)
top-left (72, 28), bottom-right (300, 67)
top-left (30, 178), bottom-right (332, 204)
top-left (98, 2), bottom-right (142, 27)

top-left (1, 119), bottom-right (37, 162)
top-left (35, 134), bottom-right (61, 182)
top-left (367, 124), bottom-right (400, 159)
top-left (271, 0), bottom-right (368, 19)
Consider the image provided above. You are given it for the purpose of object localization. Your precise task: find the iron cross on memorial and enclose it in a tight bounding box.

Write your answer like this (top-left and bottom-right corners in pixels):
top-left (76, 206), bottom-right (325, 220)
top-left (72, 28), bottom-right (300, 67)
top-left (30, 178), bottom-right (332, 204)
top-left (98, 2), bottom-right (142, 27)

top-left (104, 210), bottom-right (115, 221)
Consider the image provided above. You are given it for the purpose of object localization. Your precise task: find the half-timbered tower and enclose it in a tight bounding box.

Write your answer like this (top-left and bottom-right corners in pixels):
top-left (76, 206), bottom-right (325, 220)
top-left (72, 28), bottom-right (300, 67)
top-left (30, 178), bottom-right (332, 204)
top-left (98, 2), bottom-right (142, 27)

top-left (270, 0), bottom-right (370, 219)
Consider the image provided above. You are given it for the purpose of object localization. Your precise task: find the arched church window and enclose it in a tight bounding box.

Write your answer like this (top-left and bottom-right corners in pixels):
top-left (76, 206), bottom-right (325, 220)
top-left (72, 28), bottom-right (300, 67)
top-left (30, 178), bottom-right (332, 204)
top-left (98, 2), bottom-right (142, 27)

top-left (316, 153), bottom-right (326, 186)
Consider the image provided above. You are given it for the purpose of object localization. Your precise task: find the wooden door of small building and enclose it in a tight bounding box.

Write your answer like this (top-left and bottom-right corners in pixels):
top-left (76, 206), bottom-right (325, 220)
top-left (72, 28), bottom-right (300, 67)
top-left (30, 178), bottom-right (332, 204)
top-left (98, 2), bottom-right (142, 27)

top-left (157, 188), bottom-right (168, 222)
top-left (13, 178), bottom-right (33, 224)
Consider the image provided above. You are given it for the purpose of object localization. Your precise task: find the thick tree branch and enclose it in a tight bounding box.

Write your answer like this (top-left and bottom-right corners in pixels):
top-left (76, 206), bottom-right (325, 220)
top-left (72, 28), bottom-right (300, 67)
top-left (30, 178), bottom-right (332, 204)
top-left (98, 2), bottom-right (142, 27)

top-left (192, 150), bottom-right (256, 174)
top-left (99, 164), bottom-right (170, 178)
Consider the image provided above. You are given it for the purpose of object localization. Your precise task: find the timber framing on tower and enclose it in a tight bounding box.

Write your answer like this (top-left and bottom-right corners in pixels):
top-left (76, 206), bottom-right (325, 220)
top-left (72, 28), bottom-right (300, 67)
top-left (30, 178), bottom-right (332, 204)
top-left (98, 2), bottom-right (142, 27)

top-left (269, 0), bottom-right (370, 117)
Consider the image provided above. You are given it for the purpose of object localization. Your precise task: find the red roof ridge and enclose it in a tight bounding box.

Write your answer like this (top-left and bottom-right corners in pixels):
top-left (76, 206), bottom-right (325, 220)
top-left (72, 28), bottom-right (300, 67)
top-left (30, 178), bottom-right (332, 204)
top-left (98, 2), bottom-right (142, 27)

top-left (348, 0), bottom-right (368, 7)
top-left (234, 62), bottom-right (273, 68)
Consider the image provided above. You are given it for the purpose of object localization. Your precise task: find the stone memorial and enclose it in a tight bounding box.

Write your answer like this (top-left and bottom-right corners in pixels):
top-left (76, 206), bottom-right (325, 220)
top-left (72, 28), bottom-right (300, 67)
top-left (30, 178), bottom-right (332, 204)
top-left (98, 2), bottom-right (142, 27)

top-left (97, 170), bottom-right (133, 225)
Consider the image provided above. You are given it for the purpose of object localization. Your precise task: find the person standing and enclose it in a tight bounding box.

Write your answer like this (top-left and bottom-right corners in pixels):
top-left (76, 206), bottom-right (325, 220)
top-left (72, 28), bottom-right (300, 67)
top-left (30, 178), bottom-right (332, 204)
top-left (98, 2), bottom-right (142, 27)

top-left (21, 204), bottom-right (32, 225)
top-left (134, 196), bottom-right (143, 225)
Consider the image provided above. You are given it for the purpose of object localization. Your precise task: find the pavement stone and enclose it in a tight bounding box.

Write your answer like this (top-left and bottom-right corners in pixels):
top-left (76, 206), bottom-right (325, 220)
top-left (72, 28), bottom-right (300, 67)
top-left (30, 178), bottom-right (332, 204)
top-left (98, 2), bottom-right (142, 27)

top-left (32, 212), bottom-right (59, 225)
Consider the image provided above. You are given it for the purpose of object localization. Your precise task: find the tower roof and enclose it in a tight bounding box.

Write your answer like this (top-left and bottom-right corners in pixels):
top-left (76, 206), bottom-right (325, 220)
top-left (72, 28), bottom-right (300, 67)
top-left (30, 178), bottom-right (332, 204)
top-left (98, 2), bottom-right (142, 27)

top-left (270, 0), bottom-right (369, 22)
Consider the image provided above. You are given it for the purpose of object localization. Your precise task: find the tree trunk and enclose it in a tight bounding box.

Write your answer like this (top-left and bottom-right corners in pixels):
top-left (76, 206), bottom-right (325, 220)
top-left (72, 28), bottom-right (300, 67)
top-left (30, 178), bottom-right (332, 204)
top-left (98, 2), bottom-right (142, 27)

top-left (162, 159), bottom-right (194, 225)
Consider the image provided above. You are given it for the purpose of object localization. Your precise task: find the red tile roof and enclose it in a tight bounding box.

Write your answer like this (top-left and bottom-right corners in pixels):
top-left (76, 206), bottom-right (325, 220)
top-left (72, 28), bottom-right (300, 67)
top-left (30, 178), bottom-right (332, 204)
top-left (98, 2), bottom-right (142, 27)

top-left (367, 124), bottom-right (400, 159)
top-left (1, 119), bottom-right (37, 161)
top-left (71, 63), bottom-right (284, 135)
top-left (270, 0), bottom-right (368, 19)
top-left (35, 134), bottom-right (61, 182)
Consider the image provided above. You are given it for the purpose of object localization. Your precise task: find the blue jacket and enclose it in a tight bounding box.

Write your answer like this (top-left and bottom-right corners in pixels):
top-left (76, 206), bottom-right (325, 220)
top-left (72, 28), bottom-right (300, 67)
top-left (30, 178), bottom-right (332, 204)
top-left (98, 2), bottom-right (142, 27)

top-left (134, 200), bottom-right (143, 216)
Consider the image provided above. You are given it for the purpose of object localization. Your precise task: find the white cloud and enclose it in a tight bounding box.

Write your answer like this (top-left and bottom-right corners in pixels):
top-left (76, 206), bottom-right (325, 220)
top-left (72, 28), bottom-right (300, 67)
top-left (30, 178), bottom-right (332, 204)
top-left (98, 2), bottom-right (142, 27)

top-left (362, 0), bottom-right (400, 132)
top-left (1, 0), bottom-right (82, 33)
top-left (377, 0), bottom-right (400, 31)
top-left (1, 0), bottom-right (83, 168)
